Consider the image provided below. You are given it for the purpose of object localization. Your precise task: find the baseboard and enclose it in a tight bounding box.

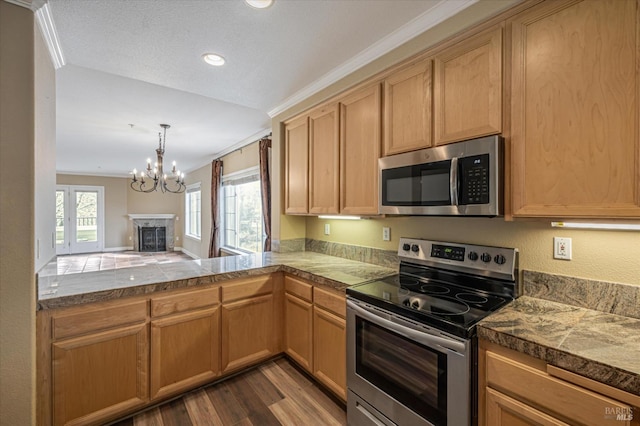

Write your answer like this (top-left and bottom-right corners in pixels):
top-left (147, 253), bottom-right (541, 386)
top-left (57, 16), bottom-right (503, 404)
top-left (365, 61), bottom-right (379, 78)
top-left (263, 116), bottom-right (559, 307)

top-left (103, 246), bottom-right (134, 252)
top-left (176, 247), bottom-right (200, 259)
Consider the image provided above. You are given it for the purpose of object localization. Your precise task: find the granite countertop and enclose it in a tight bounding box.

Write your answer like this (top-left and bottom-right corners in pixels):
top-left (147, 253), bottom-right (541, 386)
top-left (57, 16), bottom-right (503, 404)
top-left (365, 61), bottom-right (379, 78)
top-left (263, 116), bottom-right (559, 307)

top-left (478, 295), bottom-right (640, 396)
top-left (37, 251), bottom-right (396, 310)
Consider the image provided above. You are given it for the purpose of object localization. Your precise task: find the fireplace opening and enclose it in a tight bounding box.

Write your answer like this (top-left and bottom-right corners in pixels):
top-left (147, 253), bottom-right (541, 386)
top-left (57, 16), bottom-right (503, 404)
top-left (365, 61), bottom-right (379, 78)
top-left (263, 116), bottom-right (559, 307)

top-left (139, 226), bottom-right (167, 252)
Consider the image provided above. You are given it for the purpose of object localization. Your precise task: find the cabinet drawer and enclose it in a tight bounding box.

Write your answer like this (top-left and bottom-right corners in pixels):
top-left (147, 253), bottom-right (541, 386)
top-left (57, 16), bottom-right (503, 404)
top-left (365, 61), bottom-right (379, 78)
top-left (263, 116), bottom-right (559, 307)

top-left (485, 351), bottom-right (632, 426)
top-left (221, 275), bottom-right (273, 303)
top-left (313, 287), bottom-right (345, 318)
top-left (284, 275), bottom-right (313, 302)
top-left (52, 300), bottom-right (147, 340)
top-left (151, 287), bottom-right (219, 317)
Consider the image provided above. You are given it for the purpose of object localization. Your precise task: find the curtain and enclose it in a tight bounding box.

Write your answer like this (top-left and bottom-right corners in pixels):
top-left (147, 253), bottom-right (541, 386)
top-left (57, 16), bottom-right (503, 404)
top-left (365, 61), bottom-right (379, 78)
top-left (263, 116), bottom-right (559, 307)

top-left (259, 138), bottom-right (272, 252)
top-left (209, 159), bottom-right (223, 258)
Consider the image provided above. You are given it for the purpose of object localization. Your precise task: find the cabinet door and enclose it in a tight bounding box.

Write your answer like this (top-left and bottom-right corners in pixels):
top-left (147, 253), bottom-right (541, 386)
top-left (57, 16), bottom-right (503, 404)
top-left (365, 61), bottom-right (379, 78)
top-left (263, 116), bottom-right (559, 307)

top-left (309, 103), bottom-right (340, 214)
top-left (284, 293), bottom-right (313, 372)
top-left (384, 59), bottom-right (433, 155)
top-left (486, 388), bottom-right (570, 426)
top-left (434, 26), bottom-right (502, 145)
top-left (313, 306), bottom-right (346, 401)
top-left (339, 83), bottom-right (382, 215)
top-left (221, 294), bottom-right (275, 373)
top-left (510, 0), bottom-right (640, 218)
top-left (284, 115), bottom-right (309, 214)
top-left (150, 307), bottom-right (220, 400)
top-left (52, 324), bottom-right (148, 426)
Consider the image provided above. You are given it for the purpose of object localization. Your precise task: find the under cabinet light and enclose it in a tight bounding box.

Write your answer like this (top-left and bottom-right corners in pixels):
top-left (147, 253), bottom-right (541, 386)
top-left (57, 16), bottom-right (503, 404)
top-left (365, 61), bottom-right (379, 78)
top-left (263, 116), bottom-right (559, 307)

top-left (245, 0), bottom-right (274, 8)
top-left (319, 215), bottom-right (362, 220)
top-left (551, 222), bottom-right (640, 231)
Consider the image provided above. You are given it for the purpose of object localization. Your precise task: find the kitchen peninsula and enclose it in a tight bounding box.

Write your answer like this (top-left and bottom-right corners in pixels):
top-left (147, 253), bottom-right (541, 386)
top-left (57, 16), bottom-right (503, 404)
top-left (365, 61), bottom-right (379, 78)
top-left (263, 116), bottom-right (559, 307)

top-left (36, 252), bottom-right (395, 426)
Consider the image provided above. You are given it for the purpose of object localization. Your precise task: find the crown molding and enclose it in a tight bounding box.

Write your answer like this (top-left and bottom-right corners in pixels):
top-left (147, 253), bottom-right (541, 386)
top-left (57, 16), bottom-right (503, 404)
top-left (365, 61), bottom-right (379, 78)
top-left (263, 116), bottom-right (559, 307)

top-left (35, 3), bottom-right (65, 69)
top-left (267, 0), bottom-right (478, 118)
top-left (3, 0), bottom-right (46, 11)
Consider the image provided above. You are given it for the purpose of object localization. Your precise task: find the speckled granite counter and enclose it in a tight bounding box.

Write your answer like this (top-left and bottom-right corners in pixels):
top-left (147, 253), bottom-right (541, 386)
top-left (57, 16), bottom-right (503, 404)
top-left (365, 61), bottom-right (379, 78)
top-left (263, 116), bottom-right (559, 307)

top-left (478, 273), bottom-right (640, 396)
top-left (37, 252), bottom-right (396, 310)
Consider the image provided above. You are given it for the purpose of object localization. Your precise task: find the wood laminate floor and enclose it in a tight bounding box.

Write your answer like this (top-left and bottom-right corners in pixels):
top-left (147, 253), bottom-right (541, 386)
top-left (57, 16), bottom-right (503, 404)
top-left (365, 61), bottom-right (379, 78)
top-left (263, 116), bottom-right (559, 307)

top-left (110, 358), bottom-right (347, 426)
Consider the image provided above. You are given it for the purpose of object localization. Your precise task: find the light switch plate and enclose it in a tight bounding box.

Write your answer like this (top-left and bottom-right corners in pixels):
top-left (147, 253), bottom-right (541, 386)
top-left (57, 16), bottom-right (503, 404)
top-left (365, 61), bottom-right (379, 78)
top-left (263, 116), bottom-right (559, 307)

top-left (324, 224), bottom-right (330, 235)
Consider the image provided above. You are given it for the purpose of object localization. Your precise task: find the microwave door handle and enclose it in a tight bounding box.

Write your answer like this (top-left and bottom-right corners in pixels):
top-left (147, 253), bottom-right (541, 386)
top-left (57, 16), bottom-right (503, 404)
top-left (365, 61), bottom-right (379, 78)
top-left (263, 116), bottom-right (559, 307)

top-left (450, 157), bottom-right (459, 206)
top-left (347, 300), bottom-right (465, 353)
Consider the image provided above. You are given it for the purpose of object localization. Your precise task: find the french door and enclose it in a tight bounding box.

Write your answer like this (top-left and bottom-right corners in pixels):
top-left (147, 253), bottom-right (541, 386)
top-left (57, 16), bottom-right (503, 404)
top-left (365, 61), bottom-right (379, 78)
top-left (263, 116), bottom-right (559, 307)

top-left (56, 185), bottom-right (105, 255)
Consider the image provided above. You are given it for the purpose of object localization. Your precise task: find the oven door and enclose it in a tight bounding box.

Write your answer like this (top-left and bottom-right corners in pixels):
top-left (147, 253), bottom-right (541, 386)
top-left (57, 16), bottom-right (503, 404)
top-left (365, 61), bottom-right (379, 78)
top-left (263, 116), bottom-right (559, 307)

top-left (347, 299), bottom-right (470, 426)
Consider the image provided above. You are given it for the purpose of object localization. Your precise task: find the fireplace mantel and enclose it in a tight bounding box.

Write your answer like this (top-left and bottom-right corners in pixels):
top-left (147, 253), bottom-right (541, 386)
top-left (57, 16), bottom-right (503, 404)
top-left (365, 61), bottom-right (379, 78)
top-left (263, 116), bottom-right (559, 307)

top-left (128, 214), bottom-right (176, 220)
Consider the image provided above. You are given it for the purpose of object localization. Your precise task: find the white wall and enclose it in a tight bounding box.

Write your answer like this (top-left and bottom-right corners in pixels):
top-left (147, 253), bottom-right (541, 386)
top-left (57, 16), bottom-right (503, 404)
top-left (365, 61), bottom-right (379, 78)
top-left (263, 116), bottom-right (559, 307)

top-left (35, 19), bottom-right (57, 272)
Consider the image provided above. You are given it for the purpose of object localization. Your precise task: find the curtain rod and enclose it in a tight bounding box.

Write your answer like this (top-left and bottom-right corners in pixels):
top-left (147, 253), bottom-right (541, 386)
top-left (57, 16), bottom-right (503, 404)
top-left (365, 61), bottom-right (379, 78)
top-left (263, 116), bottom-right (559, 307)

top-left (214, 132), bottom-right (272, 160)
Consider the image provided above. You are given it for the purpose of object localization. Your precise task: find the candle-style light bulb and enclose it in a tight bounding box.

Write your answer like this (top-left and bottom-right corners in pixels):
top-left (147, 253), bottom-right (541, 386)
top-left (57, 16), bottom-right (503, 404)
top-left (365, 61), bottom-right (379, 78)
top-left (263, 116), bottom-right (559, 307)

top-left (146, 158), bottom-right (151, 170)
top-left (172, 161), bottom-right (176, 173)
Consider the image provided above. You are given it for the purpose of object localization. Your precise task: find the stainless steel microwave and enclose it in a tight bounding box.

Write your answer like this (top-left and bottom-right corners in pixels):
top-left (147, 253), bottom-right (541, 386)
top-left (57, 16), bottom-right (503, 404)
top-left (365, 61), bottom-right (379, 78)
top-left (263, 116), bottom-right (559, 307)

top-left (378, 135), bottom-right (503, 216)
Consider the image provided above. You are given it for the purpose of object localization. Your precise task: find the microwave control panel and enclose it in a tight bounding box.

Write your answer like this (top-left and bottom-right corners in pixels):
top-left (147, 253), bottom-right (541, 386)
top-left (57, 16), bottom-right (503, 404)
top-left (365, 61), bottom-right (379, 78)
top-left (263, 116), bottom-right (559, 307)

top-left (459, 154), bottom-right (489, 205)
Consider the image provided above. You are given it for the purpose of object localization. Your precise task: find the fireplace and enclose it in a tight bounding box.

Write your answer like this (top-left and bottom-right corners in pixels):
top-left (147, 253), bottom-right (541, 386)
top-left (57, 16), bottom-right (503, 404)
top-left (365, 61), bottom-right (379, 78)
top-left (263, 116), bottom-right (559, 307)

top-left (128, 214), bottom-right (176, 252)
top-left (138, 226), bottom-right (167, 252)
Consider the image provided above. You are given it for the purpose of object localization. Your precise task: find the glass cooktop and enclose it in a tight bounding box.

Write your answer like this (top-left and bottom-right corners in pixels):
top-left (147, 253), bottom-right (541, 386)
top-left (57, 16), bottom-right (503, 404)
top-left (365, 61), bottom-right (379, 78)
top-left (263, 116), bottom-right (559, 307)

top-left (347, 274), bottom-right (511, 338)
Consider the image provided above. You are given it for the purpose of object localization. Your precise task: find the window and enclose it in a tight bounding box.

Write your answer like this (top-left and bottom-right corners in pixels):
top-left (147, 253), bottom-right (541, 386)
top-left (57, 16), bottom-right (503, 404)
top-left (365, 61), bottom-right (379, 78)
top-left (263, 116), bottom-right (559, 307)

top-left (222, 167), bottom-right (263, 253)
top-left (185, 183), bottom-right (201, 239)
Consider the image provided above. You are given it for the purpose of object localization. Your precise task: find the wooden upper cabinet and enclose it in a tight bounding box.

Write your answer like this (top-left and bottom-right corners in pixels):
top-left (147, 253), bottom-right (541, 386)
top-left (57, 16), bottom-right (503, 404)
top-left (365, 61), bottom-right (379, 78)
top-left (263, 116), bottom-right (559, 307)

top-left (383, 59), bottom-right (433, 156)
top-left (284, 115), bottom-right (309, 214)
top-left (510, 0), bottom-right (640, 218)
top-left (309, 103), bottom-right (340, 214)
top-left (434, 25), bottom-right (503, 145)
top-left (339, 83), bottom-right (382, 215)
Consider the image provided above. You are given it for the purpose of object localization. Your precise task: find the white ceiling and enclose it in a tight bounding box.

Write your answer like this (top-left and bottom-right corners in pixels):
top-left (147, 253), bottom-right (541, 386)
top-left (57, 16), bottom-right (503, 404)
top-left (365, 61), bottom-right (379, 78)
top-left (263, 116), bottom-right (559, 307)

top-left (49, 0), bottom-right (481, 177)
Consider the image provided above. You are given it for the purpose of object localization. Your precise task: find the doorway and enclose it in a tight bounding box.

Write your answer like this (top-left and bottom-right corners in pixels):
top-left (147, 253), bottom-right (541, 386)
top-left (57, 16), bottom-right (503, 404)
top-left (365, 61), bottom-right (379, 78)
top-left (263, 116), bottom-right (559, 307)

top-left (56, 185), bottom-right (105, 255)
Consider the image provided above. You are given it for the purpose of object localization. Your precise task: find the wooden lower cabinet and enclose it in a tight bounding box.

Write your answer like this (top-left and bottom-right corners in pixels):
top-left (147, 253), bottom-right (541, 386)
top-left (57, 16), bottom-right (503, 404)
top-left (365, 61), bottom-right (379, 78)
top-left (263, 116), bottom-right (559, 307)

top-left (313, 305), bottom-right (347, 401)
top-left (486, 388), bottom-right (570, 426)
top-left (480, 341), bottom-right (639, 426)
top-left (150, 306), bottom-right (220, 400)
top-left (51, 323), bottom-right (148, 426)
top-left (221, 293), bottom-right (276, 373)
top-left (284, 292), bottom-right (313, 372)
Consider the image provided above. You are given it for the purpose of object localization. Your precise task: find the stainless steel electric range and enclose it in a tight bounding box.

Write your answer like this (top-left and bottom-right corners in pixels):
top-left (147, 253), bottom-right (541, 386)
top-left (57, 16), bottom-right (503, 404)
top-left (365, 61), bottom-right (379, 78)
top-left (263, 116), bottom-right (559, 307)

top-left (346, 238), bottom-right (518, 426)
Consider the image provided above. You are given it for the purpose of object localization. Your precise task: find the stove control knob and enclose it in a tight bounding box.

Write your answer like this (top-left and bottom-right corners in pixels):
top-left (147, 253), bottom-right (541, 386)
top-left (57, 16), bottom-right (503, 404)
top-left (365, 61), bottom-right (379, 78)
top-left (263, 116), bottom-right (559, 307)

top-left (494, 254), bottom-right (506, 265)
top-left (402, 243), bottom-right (411, 251)
top-left (411, 244), bottom-right (420, 253)
top-left (481, 252), bottom-right (492, 263)
top-left (468, 251), bottom-right (479, 261)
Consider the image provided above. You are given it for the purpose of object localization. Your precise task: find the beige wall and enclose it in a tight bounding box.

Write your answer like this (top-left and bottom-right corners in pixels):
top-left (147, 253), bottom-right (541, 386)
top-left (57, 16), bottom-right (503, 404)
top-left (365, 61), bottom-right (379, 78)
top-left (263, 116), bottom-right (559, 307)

top-left (181, 163), bottom-right (211, 258)
top-left (34, 14), bottom-right (57, 272)
top-left (57, 174), bottom-right (131, 249)
top-left (0, 3), bottom-right (37, 423)
top-left (222, 141), bottom-right (259, 175)
top-left (273, 0), bottom-right (640, 287)
top-left (306, 217), bottom-right (640, 286)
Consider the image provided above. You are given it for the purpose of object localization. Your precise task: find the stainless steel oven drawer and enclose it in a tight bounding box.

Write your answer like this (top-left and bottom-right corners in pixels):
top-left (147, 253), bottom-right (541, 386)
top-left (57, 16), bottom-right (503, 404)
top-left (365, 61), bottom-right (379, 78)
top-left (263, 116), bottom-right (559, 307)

top-left (348, 390), bottom-right (396, 426)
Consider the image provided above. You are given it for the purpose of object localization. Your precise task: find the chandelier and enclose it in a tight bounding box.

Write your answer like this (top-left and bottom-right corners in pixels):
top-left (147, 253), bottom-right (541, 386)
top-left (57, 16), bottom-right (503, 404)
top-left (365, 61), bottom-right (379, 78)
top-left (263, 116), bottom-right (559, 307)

top-left (130, 124), bottom-right (186, 193)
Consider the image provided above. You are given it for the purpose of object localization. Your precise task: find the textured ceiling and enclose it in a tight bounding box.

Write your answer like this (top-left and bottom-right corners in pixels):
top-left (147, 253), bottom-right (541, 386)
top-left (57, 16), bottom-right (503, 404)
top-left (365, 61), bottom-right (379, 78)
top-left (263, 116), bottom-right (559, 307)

top-left (49, 0), bottom-right (476, 177)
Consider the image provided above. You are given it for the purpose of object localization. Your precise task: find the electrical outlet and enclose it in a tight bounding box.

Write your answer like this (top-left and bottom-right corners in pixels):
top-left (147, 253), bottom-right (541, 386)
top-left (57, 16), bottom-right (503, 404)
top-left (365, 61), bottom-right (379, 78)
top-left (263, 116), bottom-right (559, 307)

top-left (382, 227), bottom-right (390, 241)
top-left (553, 237), bottom-right (572, 260)
top-left (324, 224), bottom-right (330, 235)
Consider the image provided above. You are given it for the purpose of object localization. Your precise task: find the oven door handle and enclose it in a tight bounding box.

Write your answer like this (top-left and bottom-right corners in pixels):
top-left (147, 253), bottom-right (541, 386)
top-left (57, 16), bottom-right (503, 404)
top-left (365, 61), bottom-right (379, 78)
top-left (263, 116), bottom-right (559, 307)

top-left (347, 300), bottom-right (466, 353)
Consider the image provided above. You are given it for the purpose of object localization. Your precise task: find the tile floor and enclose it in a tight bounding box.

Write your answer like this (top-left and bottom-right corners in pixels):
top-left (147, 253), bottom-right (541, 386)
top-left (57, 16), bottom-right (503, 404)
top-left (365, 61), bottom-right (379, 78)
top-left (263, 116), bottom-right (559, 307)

top-left (47, 251), bottom-right (194, 276)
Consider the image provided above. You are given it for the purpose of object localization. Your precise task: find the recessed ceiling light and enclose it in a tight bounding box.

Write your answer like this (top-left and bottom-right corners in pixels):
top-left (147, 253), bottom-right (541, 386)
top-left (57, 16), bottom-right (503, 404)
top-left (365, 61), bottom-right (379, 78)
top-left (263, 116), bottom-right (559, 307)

top-left (202, 53), bottom-right (226, 67)
top-left (245, 0), bottom-right (273, 9)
